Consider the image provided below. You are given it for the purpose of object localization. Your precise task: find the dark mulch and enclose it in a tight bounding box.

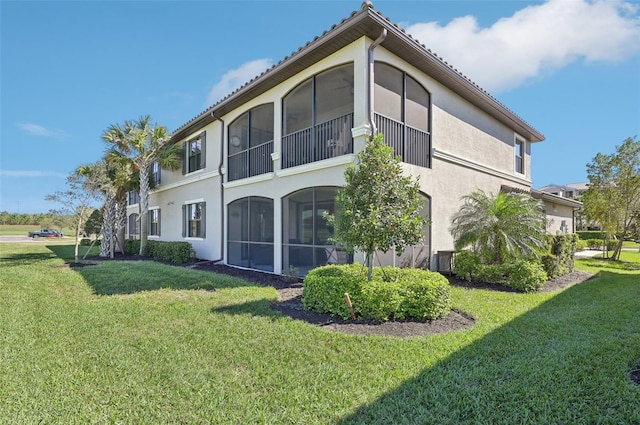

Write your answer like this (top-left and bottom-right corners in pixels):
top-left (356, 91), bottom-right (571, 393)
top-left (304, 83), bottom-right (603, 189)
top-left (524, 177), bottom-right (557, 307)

top-left (83, 254), bottom-right (596, 338)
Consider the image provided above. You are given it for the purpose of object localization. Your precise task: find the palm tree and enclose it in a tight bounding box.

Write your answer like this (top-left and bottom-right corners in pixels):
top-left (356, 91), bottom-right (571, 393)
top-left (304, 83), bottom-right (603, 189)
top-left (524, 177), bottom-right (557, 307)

top-left (449, 190), bottom-right (547, 264)
top-left (101, 116), bottom-right (182, 255)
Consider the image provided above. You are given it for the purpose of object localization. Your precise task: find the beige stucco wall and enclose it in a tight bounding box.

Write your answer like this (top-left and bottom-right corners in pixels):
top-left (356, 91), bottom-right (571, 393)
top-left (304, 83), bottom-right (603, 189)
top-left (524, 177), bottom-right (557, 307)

top-left (543, 202), bottom-right (575, 235)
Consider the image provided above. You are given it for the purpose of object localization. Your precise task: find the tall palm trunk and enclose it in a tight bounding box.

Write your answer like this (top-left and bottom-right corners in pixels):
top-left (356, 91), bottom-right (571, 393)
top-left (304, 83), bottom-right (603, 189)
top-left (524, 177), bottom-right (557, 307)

top-left (138, 163), bottom-right (150, 256)
top-left (115, 192), bottom-right (127, 255)
top-left (100, 193), bottom-right (116, 258)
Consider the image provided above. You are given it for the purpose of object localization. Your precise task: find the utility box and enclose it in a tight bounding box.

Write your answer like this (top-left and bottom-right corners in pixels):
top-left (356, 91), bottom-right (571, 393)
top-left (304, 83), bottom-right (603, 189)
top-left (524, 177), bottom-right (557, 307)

top-left (437, 250), bottom-right (455, 275)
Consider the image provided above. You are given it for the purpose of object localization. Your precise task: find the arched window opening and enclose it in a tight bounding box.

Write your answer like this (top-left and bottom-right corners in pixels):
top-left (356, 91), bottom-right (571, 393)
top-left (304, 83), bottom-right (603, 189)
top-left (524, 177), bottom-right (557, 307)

top-left (228, 104), bottom-right (274, 181)
top-left (374, 62), bottom-right (431, 168)
top-left (282, 187), bottom-right (351, 276)
top-left (282, 64), bottom-right (354, 168)
top-left (228, 197), bottom-right (274, 272)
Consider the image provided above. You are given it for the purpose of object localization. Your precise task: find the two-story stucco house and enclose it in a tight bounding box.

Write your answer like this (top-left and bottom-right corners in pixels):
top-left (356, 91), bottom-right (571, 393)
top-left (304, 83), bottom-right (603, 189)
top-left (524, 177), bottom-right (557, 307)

top-left (126, 2), bottom-right (572, 275)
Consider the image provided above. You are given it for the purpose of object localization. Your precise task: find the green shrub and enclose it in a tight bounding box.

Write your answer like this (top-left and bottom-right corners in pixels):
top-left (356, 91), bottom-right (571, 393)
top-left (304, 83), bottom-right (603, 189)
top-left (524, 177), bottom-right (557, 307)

top-left (585, 239), bottom-right (616, 251)
top-left (541, 233), bottom-right (577, 278)
top-left (577, 230), bottom-right (606, 240)
top-left (359, 279), bottom-right (404, 321)
top-left (123, 239), bottom-right (195, 264)
top-left (124, 239), bottom-right (140, 254)
top-left (80, 238), bottom-right (100, 246)
top-left (575, 240), bottom-right (587, 251)
top-left (302, 264), bottom-right (368, 319)
top-left (452, 251), bottom-right (481, 281)
top-left (147, 241), bottom-right (195, 264)
top-left (504, 260), bottom-right (548, 292)
top-left (540, 254), bottom-right (560, 279)
top-left (477, 264), bottom-right (506, 283)
top-left (303, 265), bottom-right (451, 321)
top-left (395, 271), bottom-right (451, 320)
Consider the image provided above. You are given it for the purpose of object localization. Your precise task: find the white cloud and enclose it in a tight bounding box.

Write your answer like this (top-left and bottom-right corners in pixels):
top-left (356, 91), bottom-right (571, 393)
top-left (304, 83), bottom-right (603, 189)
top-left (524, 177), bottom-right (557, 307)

top-left (206, 58), bottom-right (274, 106)
top-left (405, 0), bottom-right (640, 93)
top-left (0, 169), bottom-right (67, 178)
top-left (18, 122), bottom-right (69, 139)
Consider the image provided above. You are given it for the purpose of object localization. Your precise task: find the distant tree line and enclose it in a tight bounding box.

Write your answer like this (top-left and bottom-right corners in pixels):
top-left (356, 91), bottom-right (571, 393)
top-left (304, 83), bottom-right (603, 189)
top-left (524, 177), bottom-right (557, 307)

top-left (0, 211), bottom-right (70, 227)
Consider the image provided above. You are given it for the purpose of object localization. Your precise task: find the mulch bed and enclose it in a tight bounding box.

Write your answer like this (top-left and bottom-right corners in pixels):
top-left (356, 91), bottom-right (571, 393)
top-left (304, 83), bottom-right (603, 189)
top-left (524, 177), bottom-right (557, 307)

top-left (85, 254), bottom-right (595, 338)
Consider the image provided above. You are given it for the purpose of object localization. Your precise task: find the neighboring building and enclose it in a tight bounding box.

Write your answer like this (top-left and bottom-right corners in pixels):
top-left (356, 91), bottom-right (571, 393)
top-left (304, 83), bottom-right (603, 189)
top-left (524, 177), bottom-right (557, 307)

top-left (537, 183), bottom-right (587, 232)
top-left (538, 183), bottom-right (589, 200)
top-left (127, 2), bottom-right (572, 275)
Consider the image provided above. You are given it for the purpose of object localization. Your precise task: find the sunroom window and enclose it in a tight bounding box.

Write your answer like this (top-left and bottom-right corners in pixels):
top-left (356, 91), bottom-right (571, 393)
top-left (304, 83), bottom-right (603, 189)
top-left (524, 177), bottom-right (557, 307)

top-left (282, 187), bottom-right (350, 276)
top-left (228, 104), bottom-right (274, 181)
top-left (374, 62), bottom-right (431, 168)
top-left (282, 64), bottom-right (354, 168)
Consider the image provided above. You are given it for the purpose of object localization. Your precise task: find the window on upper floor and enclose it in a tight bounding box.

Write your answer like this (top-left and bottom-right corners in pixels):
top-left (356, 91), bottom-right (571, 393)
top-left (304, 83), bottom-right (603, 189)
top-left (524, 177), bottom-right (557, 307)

top-left (127, 190), bottom-right (140, 206)
top-left (182, 202), bottom-right (205, 238)
top-left (151, 161), bottom-right (161, 187)
top-left (183, 132), bottom-right (206, 174)
top-left (374, 62), bottom-right (431, 168)
top-left (515, 136), bottom-right (525, 175)
top-left (282, 64), bottom-right (354, 168)
top-left (228, 104), bottom-right (274, 182)
top-left (148, 208), bottom-right (160, 237)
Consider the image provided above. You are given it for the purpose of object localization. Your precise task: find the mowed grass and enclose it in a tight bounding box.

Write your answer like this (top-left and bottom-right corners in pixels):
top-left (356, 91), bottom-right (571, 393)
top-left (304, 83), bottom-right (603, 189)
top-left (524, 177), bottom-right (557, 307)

top-left (1, 242), bottom-right (638, 424)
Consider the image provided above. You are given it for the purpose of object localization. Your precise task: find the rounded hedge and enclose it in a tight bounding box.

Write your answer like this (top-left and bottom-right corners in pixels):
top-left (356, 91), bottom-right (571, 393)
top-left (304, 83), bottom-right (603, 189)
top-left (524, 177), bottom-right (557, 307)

top-left (302, 264), bottom-right (451, 321)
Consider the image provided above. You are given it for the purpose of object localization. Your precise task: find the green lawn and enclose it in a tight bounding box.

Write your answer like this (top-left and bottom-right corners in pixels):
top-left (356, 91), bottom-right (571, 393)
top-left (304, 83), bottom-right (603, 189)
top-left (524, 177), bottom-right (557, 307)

top-left (1, 242), bottom-right (638, 424)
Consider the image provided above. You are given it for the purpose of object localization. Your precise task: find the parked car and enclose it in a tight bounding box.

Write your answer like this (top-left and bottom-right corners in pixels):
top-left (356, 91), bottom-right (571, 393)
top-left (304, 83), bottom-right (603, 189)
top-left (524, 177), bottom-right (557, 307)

top-left (28, 229), bottom-right (63, 238)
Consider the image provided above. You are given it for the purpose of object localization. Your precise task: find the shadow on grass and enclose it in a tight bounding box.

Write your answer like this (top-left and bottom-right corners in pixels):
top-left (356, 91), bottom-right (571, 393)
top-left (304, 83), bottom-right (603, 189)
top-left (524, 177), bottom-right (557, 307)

top-left (0, 251), bottom-right (58, 267)
top-left (580, 257), bottom-right (640, 271)
top-left (44, 244), bottom-right (258, 296)
top-left (336, 272), bottom-right (640, 424)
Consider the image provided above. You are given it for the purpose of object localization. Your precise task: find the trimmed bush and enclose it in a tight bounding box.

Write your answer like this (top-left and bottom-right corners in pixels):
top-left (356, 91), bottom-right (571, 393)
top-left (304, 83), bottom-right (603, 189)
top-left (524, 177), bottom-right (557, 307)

top-left (504, 260), bottom-right (548, 292)
top-left (575, 240), bottom-right (587, 251)
top-left (577, 230), bottom-right (606, 240)
top-left (124, 239), bottom-right (141, 254)
top-left (452, 251), bottom-right (481, 281)
top-left (123, 239), bottom-right (195, 265)
top-left (585, 239), bottom-right (616, 251)
top-left (147, 241), bottom-right (195, 264)
top-left (303, 264), bottom-right (451, 321)
top-left (302, 264), bottom-right (368, 319)
top-left (541, 234), bottom-right (577, 279)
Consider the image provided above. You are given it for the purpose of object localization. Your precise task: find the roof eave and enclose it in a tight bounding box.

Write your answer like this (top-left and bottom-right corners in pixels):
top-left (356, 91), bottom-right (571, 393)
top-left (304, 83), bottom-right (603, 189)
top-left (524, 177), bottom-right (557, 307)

top-left (171, 3), bottom-right (544, 143)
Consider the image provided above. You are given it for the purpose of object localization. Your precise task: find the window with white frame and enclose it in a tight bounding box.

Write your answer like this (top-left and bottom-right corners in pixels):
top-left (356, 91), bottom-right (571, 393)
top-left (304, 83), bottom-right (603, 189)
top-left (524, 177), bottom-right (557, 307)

top-left (183, 132), bottom-right (206, 174)
top-left (182, 202), bottom-right (205, 238)
top-left (515, 136), bottom-right (525, 174)
top-left (148, 209), bottom-right (160, 236)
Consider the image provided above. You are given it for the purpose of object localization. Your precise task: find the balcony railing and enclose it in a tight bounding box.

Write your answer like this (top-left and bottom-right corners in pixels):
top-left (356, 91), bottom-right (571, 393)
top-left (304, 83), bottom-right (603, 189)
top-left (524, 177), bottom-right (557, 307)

top-left (375, 113), bottom-right (431, 168)
top-left (228, 141), bottom-right (274, 182)
top-left (282, 113), bottom-right (353, 169)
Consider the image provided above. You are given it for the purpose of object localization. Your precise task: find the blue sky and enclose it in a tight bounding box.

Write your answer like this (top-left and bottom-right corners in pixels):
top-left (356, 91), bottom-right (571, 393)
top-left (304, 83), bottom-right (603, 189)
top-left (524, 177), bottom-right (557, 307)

top-left (1, 0), bottom-right (639, 214)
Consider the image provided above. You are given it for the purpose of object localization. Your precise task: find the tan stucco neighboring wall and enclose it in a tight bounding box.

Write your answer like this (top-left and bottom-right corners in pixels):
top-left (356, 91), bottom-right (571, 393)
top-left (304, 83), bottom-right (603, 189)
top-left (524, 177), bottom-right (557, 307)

top-left (543, 202), bottom-right (575, 235)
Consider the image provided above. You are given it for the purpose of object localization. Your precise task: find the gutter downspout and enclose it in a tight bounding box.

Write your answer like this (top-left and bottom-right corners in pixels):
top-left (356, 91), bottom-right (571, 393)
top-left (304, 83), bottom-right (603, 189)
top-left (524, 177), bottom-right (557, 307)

top-left (367, 28), bottom-right (387, 136)
top-left (211, 112), bottom-right (225, 264)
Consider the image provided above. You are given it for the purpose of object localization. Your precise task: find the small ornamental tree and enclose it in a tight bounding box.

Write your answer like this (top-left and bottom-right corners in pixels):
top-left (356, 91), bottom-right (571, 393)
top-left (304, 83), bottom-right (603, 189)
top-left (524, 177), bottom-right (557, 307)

top-left (328, 133), bottom-right (427, 280)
